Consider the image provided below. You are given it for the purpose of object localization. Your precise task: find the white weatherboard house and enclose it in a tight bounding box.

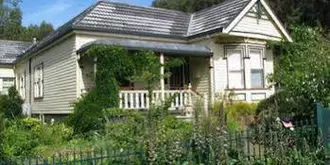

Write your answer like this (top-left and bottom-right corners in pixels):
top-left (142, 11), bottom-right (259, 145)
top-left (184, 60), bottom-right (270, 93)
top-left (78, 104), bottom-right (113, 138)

top-left (12, 0), bottom-right (292, 118)
top-left (0, 40), bottom-right (31, 95)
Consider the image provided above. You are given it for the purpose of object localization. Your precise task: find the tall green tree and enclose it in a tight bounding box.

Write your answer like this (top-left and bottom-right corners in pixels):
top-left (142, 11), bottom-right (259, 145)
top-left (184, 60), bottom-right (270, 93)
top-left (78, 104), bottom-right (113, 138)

top-left (0, 0), bottom-right (54, 41)
top-left (0, 0), bottom-right (11, 39)
top-left (152, 0), bottom-right (330, 29)
top-left (3, 0), bottom-right (22, 40)
top-left (271, 25), bottom-right (330, 104)
top-left (267, 0), bottom-right (330, 28)
top-left (20, 21), bottom-right (54, 41)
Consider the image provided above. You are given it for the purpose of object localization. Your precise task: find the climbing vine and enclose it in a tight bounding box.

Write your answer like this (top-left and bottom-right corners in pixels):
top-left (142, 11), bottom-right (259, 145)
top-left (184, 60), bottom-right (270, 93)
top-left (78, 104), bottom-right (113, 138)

top-left (68, 45), bottom-right (184, 135)
top-left (86, 46), bottom-right (133, 109)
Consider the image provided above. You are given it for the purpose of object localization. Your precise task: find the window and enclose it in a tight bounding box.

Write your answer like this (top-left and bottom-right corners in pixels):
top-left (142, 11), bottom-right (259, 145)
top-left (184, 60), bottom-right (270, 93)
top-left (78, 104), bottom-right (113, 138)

top-left (19, 72), bottom-right (26, 99)
top-left (2, 78), bottom-right (15, 95)
top-left (250, 49), bottom-right (264, 88)
top-left (227, 48), bottom-right (244, 89)
top-left (34, 63), bottom-right (43, 98)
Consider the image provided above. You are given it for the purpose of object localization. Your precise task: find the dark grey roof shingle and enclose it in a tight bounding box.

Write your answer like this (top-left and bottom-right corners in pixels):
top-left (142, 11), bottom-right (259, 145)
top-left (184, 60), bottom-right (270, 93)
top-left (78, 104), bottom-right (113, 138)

top-left (0, 40), bottom-right (31, 64)
top-left (188, 0), bottom-right (250, 36)
top-left (17, 0), bottom-right (252, 62)
top-left (75, 2), bottom-right (191, 37)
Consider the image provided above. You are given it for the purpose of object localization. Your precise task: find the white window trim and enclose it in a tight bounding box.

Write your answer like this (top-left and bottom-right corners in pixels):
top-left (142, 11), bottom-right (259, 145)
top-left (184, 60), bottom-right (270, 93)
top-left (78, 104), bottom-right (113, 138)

top-left (248, 46), bottom-right (266, 89)
top-left (2, 78), bottom-right (15, 95)
top-left (19, 71), bottom-right (26, 100)
top-left (34, 63), bottom-right (44, 99)
top-left (225, 45), bottom-right (246, 89)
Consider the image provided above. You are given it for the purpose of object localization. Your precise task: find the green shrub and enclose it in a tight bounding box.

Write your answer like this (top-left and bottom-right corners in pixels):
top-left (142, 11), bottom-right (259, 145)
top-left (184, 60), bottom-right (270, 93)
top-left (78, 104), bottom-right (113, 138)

top-left (213, 101), bottom-right (256, 132)
top-left (0, 87), bottom-right (23, 119)
top-left (1, 119), bottom-right (41, 159)
top-left (1, 117), bottom-right (74, 160)
top-left (255, 90), bottom-right (315, 120)
top-left (67, 90), bottom-right (103, 135)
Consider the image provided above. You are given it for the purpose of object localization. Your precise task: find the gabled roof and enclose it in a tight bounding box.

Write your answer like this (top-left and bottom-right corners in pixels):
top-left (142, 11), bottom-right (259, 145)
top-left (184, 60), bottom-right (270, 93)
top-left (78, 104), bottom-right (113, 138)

top-left (16, 0), bottom-right (291, 63)
top-left (75, 2), bottom-right (191, 38)
top-left (188, 0), bottom-right (250, 36)
top-left (0, 40), bottom-right (31, 65)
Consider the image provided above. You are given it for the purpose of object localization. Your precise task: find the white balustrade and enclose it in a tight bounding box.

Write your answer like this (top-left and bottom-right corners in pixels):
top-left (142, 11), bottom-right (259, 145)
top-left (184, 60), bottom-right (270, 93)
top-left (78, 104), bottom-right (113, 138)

top-left (119, 90), bottom-right (198, 110)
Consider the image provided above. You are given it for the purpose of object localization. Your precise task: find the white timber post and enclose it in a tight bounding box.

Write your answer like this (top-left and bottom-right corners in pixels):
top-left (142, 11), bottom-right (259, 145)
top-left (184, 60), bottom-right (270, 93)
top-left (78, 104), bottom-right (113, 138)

top-left (209, 56), bottom-right (215, 106)
top-left (203, 93), bottom-right (209, 117)
top-left (188, 83), bottom-right (192, 106)
top-left (94, 57), bottom-right (97, 78)
top-left (160, 53), bottom-right (165, 101)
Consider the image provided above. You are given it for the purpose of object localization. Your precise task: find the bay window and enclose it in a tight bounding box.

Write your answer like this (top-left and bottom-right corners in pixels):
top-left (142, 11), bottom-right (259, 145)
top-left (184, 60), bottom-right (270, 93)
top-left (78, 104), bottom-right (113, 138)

top-left (34, 63), bottom-right (44, 98)
top-left (226, 48), bottom-right (244, 89)
top-left (226, 45), bottom-right (266, 90)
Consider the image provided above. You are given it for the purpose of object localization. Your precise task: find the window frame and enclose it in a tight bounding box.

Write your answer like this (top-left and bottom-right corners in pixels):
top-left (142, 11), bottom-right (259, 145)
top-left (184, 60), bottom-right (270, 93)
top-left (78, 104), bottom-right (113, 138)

top-left (225, 45), bottom-right (246, 89)
top-left (248, 46), bottom-right (265, 89)
top-left (19, 71), bottom-right (26, 100)
top-left (2, 78), bottom-right (15, 95)
top-left (33, 63), bottom-right (44, 99)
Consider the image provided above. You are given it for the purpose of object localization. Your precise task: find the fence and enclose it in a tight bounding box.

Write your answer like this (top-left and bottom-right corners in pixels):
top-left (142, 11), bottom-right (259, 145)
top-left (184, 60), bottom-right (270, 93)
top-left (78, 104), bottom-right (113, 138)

top-left (1, 118), bottom-right (318, 165)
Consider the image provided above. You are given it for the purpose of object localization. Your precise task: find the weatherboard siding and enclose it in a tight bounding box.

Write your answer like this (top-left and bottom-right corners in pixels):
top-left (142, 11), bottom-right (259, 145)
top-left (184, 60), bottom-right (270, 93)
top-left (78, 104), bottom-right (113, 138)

top-left (29, 36), bottom-right (77, 114)
top-left (190, 57), bottom-right (210, 96)
top-left (231, 6), bottom-right (282, 39)
top-left (15, 61), bottom-right (31, 106)
top-left (0, 68), bottom-right (14, 78)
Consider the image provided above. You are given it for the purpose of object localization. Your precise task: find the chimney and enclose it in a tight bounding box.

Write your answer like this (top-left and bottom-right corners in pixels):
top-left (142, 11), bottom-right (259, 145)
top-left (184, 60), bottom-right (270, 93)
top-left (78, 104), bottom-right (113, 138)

top-left (33, 38), bottom-right (37, 44)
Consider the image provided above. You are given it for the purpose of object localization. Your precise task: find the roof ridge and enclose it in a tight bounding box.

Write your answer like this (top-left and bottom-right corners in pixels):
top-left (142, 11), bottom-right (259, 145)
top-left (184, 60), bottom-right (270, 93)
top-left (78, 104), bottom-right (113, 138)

top-left (186, 14), bottom-right (195, 36)
top-left (98, 0), bottom-right (190, 16)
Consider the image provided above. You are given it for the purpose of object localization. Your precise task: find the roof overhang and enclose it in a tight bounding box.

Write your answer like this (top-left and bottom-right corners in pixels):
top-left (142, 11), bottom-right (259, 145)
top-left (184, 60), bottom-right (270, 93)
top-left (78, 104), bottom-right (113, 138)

top-left (77, 39), bottom-right (213, 57)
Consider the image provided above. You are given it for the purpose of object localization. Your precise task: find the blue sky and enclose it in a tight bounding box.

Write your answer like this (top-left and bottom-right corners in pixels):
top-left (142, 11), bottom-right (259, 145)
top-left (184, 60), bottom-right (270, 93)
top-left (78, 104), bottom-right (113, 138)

top-left (21, 0), bottom-right (153, 28)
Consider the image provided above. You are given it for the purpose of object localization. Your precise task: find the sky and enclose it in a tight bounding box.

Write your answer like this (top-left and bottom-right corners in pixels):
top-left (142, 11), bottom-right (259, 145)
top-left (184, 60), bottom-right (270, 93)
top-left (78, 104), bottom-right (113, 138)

top-left (21, 0), bottom-right (153, 28)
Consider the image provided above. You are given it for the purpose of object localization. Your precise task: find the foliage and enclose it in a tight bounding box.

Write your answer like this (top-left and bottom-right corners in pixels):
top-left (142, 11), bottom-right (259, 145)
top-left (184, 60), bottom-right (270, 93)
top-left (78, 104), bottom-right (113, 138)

top-left (67, 91), bottom-right (103, 135)
top-left (87, 46), bottom-right (133, 109)
top-left (0, 87), bottom-right (23, 119)
top-left (0, 101), bottom-right (325, 164)
top-left (271, 25), bottom-right (330, 104)
top-left (213, 93), bottom-right (257, 132)
top-left (68, 46), bottom-right (183, 135)
top-left (152, 0), bottom-right (330, 29)
top-left (1, 117), bottom-right (73, 160)
top-left (226, 102), bottom-right (256, 132)
top-left (255, 90), bottom-right (315, 120)
top-left (152, 0), bottom-right (225, 13)
top-left (267, 0), bottom-right (330, 29)
top-left (20, 21), bottom-right (54, 41)
top-left (0, 0), bottom-right (54, 41)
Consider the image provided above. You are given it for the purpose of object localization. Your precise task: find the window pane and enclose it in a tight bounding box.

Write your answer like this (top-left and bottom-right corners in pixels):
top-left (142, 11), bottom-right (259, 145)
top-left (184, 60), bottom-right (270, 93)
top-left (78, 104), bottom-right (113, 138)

top-left (2, 78), bottom-right (15, 95)
top-left (228, 50), bottom-right (242, 70)
top-left (250, 50), bottom-right (263, 69)
top-left (251, 69), bottom-right (264, 88)
top-left (229, 71), bottom-right (244, 89)
top-left (227, 48), bottom-right (244, 89)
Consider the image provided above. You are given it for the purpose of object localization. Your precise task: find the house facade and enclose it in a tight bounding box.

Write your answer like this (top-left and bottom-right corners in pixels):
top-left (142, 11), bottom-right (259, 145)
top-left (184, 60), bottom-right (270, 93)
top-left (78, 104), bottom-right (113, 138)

top-left (0, 40), bottom-right (31, 95)
top-left (12, 0), bottom-right (291, 117)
